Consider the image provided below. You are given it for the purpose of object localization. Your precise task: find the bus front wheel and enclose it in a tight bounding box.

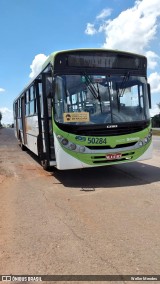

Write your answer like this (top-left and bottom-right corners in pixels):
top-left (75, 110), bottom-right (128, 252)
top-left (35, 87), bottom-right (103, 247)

top-left (41, 160), bottom-right (50, 171)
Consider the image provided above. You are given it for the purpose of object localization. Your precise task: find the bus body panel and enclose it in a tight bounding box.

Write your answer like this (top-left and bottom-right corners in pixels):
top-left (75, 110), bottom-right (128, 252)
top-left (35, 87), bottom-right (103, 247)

top-left (54, 125), bottom-right (152, 170)
top-left (135, 142), bottom-right (152, 162)
top-left (24, 116), bottom-right (39, 155)
top-left (54, 134), bottom-right (152, 170)
top-left (54, 134), bottom-right (91, 170)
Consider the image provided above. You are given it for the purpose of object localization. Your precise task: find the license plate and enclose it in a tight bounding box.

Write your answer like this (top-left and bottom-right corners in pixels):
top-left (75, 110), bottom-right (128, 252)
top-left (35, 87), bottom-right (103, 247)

top-left (106, 153), bottom-right (122, 160)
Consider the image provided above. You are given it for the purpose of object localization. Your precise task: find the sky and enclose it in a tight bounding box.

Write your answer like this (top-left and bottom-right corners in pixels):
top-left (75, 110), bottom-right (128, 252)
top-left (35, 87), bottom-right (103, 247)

top-left (0, 0), bottom-right (160, 124)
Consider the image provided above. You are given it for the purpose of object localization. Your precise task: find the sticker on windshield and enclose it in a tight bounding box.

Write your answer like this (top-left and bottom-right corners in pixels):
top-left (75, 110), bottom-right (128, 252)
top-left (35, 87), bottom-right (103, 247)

top-left (63, 112), bottom-right (89, 123)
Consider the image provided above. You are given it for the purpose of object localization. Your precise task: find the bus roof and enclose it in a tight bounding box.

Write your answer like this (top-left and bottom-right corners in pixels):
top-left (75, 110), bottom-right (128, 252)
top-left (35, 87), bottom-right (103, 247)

top-left (42, 48), bottom-right (146, 70)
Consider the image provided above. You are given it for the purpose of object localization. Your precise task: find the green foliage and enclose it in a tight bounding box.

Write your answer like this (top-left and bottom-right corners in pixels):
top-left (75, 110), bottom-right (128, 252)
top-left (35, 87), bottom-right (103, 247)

top-left (0, 111), bottom-right (2, 126)
top-left (151, 102), bottom-right (160, 128)
top-left (152, 114), bottom-right (160, 127)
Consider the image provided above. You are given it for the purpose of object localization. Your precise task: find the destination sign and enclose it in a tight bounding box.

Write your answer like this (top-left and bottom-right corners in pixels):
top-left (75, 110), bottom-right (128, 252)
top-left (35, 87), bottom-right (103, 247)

top-left (67, 54), bottom-right (142, 69)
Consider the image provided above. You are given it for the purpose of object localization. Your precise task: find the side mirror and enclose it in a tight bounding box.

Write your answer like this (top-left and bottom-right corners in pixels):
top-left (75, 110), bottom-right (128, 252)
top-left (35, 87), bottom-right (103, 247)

top-left (147, 83), bottom-right (151, 109)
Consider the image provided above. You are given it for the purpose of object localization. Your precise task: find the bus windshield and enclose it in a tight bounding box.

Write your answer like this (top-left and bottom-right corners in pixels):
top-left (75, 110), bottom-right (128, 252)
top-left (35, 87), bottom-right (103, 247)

top-left (54, 74), bottom-right (150, 125)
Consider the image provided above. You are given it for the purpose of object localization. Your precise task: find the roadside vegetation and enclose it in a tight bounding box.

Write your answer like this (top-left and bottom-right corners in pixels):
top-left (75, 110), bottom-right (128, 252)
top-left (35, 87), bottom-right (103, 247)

top-left (0, 111), bottom-right (2, 128)
top-left (151, 102), bottom-right (160, 131)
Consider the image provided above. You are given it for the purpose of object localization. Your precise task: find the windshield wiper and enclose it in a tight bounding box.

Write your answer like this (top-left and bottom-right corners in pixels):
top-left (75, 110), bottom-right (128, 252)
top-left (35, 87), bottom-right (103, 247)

top-left (96, 82), bottom-right (103, 113)
top-left (82, 73), bottom-right (102, 112)
top-left (116, 72), bottom-right (130, 112)
top-left (117, 72), bottom-right (130, 97)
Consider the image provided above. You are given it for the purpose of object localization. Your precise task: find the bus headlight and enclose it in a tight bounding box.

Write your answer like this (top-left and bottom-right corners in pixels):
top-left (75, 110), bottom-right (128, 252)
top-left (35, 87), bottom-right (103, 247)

top-left (138, 141), bottom-right (143, 147)
top-left (56, 134), bottom-right (86, 153)
top-left (57, 135), bottom-right (62, 139)
top-left (137, 132), bottom-right (152, 148)
top-left (61, 138), bottom-right (69, 146)
top-left (144, 137), bottom-right (148, 144)
top-left (148, 130), bottom-right (152, 139)
top-left (79, 146), bottom-right (85, 152)
top-left (69, 143), bottom-right (77, 150)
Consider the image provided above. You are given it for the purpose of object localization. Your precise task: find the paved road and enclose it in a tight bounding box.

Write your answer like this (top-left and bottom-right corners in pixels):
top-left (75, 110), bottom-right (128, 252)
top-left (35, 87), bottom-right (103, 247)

top-left (0, 128), bottom-right (160, 282)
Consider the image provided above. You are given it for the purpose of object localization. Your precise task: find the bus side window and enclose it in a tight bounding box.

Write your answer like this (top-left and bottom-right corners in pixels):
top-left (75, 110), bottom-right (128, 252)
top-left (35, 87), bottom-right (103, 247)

top-left (30, 86), bottom-right (34, 100)
top-left (25, 91), bottom-right (30, 116)
top-left (38, 83), bottom-right (44, 117)
top-left (18, 99), bottom-right (21, 118)
top-left (15, 102), bottom-right (18, 117)
top-left (29, 85), bottom-right (36, 115)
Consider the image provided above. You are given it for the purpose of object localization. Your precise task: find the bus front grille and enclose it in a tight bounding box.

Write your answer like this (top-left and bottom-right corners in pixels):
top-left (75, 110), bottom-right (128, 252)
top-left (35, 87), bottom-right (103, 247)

top-left (77, 125), bottom-right (147, 136)
top-left (87, 142), bottom-right (136, 150)
top-left (57, 120), bottom-right (150, 137)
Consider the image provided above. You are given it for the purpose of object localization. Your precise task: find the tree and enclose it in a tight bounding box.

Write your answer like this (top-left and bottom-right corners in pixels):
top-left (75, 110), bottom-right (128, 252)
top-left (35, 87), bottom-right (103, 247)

top-left (0, 111), bottom-right (2, 126)
top-left (152, 103), bottom-right (160, 127)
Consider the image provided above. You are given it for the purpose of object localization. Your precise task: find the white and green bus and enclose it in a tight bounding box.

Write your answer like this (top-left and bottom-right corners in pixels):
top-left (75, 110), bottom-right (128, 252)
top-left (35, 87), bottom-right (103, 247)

top-left (13, 49), bottom-right (152, 170)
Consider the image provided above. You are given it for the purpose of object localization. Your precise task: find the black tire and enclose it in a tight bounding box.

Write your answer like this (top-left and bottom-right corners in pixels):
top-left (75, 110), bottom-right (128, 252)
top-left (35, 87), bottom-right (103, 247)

top-left (19, 133), bottom-right (26, 151)
top-left (37, 135), bottom-right (42, 158)
top-left (41, 160), bottom-right (50, 171)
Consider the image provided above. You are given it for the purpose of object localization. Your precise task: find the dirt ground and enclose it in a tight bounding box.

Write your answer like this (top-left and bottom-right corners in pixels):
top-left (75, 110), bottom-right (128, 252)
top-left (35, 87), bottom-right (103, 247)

top-left (0, 128), bottom-right (160, 284)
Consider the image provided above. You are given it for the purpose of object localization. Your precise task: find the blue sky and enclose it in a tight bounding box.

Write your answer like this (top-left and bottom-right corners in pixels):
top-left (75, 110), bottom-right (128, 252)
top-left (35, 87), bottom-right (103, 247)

top-left (0, 0), bottom-right (160, 123)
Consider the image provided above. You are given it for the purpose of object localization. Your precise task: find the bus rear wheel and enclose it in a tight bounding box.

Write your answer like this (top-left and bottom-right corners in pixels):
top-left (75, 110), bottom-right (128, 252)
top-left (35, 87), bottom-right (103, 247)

top-left (19, 133), bottom-right (26, 151)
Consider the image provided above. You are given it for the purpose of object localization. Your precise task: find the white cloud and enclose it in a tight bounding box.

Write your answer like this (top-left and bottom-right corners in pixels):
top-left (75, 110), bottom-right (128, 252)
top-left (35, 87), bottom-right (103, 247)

top-left (85, 23), bottom-right (97, 35)
top-left (29, 54), bottom-right (48, 78)
top-left (85, 0), bottom-right (160, 69)
top-left (148, 72), bottom-right (160, 93)
top-left (96, 8), bottom-right (112, 20)
top-left (0, 107), bottom-right (13, 124)
top-left (85, 8), bottom-right (112, 36)
top-left (98, 20), bottom-right (111, 33)
top-left (150, 105), bottom-right (160, 117)
top-left (145, 51), bottom-right (159, 69)
top-left (0, 88), bottom-right (5, 92)
top-left (102, 0), bottom-right (160, 54)
top-left (148, 71), bottom-right (160, 118)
